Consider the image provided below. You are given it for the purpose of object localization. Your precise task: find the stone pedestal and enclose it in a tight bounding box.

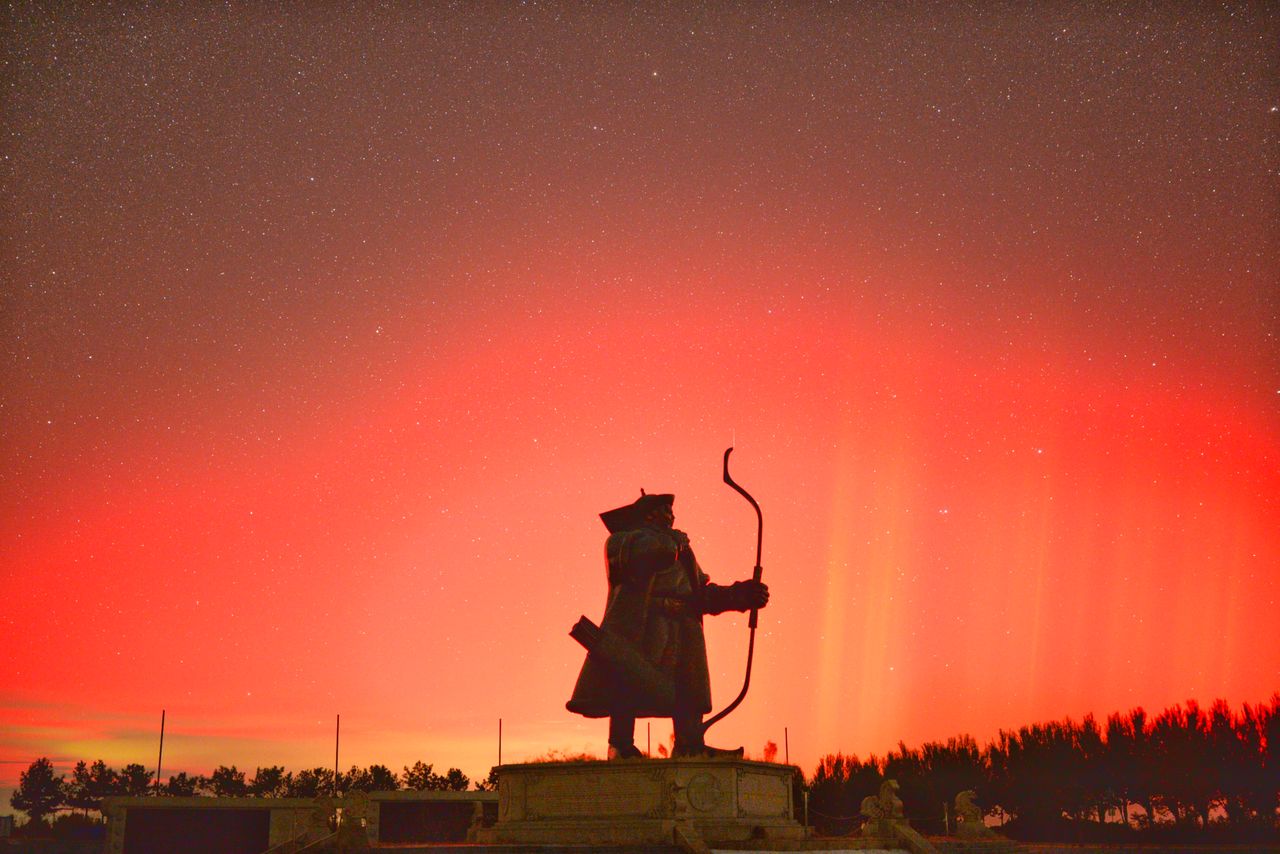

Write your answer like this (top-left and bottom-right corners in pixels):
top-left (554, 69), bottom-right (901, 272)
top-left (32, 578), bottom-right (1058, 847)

top-left (475, 758), bottom-right (806, 847)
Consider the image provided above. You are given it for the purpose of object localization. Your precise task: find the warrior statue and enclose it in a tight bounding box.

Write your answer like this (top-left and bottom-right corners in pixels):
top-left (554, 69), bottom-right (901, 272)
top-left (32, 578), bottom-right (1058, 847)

top-left (567, 492), bottom-right (769, 758)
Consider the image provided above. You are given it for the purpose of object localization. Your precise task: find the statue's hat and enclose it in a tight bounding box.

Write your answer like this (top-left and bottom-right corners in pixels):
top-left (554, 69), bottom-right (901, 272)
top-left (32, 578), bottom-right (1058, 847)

top-left (599, 491), bottom-right (673, 533)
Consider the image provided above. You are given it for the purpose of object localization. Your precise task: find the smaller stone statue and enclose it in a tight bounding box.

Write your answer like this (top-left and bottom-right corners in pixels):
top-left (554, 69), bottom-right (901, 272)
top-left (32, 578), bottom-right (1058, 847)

top-left (466, 800), bottom-right (487, 842)
top-left (860, 778), bottom-right (906, 839)
top-left (861, 779), bottom-right (905, 821)
top-left (954, 789), bottom-right (994, 838)
top-left (310, 792), bottom-right (372, 850)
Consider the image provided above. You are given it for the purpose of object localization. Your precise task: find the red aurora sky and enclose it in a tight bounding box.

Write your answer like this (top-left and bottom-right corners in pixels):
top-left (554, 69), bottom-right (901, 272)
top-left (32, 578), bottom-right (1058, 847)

top-left (2, 4), bottom-right (1277, 807)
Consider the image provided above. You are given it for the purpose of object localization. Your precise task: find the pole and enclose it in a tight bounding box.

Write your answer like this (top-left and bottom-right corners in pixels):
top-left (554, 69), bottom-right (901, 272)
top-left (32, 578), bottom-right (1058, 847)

top-left (647, 722), bottom-right (651, 757)
top-left (784, 726), bottom-right (789, 766)
top-left (498, 718), bottom-right (503, 767)
top-left (334, 714), bottom-right (340, 796)
top-left (154, 710), bottom-right (165, 795)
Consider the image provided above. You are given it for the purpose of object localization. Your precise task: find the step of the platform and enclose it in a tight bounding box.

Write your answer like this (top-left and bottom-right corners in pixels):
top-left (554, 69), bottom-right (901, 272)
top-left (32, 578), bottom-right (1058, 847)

top-left (370, 847), bottom-right (906, 854)
top-left (371, 846), bottom-right (682, 853)
top-left (931, 840), bottom-right (1022, 854)
top-left (931, 839), bottom-right (1018, 854)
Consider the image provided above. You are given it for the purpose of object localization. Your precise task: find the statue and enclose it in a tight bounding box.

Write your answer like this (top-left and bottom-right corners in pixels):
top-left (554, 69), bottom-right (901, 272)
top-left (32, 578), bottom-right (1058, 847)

top-left (860, 779), bottom-right (905, 822)
top-left (955, 789), bottom-right (994, 838)
top-left (566, 491), bottom-right (769, 759)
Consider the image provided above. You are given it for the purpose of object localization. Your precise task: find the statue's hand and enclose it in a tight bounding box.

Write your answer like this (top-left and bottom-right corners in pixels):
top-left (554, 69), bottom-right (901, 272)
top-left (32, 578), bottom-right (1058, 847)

top-left (735, 579), bottom-right (769, 610)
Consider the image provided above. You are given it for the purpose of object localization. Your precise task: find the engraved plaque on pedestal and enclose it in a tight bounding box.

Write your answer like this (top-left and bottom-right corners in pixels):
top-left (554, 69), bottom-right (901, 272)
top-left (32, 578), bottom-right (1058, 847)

top-left (737, 767), bottom-right (791, 818)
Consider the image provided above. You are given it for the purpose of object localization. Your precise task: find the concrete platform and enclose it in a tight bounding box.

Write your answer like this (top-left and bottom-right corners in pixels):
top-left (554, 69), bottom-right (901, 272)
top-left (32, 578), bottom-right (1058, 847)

top-left (368, 844), bottom-right (906, 853)
top-left (369, 847), bottom-right (903, 853)
top-left (474, 758), bottom-right (809, 849)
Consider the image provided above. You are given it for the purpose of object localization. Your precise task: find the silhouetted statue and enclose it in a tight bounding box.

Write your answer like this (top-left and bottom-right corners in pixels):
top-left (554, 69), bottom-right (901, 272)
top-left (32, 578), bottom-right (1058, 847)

top-left (567, 492), bottom-right (769, 759)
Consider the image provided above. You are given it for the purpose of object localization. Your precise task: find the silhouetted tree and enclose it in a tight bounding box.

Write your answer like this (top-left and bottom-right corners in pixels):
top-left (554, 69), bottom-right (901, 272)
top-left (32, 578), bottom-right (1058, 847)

top-left (365, 764), bottom-right (399, 791)
top-left (1151, 701), bottom-right (1215, 828)
top-left (1104, 711), bottom-right (1135, 827)
top-left (1071, 715), bottom-right (1109, 824)
top-left (884, 743), bottom-right (934, 829)
top-left (1263, 695), bottom-right (1280, 822)
top-left (11, 758), bottom-right (66, 825)
top-left (67, 761), bottom-right (105, 814)
top-left (985, 732), bottom-right (1013, 824)
top-left (341, 765), bottom-right (370, 792)
top-left (882, 738), bottom-right (986, 833)
top-left (340, 764), bottom-right (399, 792)
top-left (402, 761), bottom-right (436, 791)
top-left (474, 766), bottom-right (499, 792)
top-left (164, 772), bottom-right (200, 797)
top-left (808, 753), bottom-right (882, 835)
top-left (248, 766), bottom-right (288, 797)
top-left (989, 721), bottom-right (1078, 835)
top-left (68, 757), bottom-right (122, 814)
top-left (65, 762), bottom-right (91, 814)
top-left (118, 763), bottom-right (154, 797)
top-left (1206, 699), bottom-right (1247, 826)
top-left (918, 736), bottom-right (987, 831)
top-left (1232, 694), bottom-right (1280, 830)
top-left (437, 768), bottom-right (470, 791)
top-left (1124, 707), bottom-right (1159, 829)
top-left (400, 761), bottom-right (467, 791)
top-left (205, 765), bottom-right (247, 797)
top-left (287, 767), bottom-right (333, 797)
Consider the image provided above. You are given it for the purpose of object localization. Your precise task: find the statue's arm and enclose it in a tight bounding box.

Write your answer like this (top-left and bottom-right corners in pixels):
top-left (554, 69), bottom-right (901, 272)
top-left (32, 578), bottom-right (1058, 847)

top-left (699, 559), bottom-right (769, 615)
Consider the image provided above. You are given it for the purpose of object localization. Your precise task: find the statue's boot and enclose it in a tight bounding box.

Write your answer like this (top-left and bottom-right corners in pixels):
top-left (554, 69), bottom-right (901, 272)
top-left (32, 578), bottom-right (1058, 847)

top-left (671, 711), bottom-right (743, 759)
top-left (607, 743), bottom-right (644, 760)
top-left (672, 743), bottom-right (744, 759)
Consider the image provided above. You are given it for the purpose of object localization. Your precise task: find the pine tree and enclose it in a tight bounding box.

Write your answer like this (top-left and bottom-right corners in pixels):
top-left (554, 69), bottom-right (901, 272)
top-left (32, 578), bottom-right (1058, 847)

top-left (11, 758), bottom-right (66, 825)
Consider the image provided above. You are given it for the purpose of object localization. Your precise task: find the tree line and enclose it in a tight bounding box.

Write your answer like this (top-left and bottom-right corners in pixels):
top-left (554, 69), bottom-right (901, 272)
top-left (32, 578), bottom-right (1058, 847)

top-left (11, 758), bottom-right (487, 826)
top-left (10, 696), bottom-right (1278, 843)
top-left (807, 696), bottom-right (1279, 842)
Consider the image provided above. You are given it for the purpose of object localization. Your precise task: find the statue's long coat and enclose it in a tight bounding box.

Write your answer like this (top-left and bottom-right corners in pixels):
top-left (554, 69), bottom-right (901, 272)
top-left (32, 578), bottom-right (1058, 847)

top-left (567, 524), bottom-right (741, 718)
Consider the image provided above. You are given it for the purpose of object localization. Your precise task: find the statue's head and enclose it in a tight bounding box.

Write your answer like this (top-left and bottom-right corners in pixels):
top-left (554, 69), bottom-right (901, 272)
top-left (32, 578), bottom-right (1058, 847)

top-left (600, 491), bottom-right (674, 532)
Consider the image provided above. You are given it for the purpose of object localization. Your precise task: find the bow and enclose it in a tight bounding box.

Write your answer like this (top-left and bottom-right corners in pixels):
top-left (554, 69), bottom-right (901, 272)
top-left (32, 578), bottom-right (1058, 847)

top-left (702, 446), bottom-right (764, 733)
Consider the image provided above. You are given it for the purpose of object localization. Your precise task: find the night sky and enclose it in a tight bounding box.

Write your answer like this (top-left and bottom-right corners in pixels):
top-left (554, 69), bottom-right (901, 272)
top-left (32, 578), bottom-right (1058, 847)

top-left (2, 3), bottom-right (1277, 805)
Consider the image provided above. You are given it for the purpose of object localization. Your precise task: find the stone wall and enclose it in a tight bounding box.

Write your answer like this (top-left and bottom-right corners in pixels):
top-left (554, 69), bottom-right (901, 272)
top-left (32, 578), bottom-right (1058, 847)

top-left (101, 790), bottom-right (497, 853)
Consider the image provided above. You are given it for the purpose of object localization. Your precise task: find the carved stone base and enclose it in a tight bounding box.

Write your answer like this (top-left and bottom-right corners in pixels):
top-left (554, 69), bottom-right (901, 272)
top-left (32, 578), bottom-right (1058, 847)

top-left (474, 758), bottom-right (807, 847)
